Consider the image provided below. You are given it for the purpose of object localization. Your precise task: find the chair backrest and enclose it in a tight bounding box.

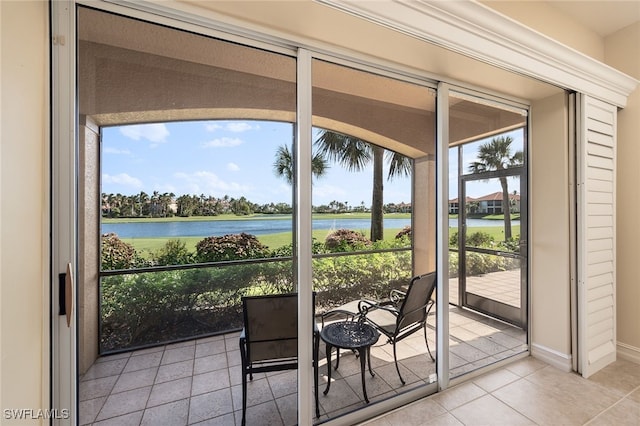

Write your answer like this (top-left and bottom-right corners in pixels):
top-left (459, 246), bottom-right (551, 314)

top-left (397, 272), bottom-right (437, 331)
top-left (242, 293), bottom-right (298, 363)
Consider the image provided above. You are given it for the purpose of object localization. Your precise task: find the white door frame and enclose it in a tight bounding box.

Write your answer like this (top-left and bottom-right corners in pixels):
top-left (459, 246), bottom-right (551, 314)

top-left (51, 1), bottom-right (78, 424)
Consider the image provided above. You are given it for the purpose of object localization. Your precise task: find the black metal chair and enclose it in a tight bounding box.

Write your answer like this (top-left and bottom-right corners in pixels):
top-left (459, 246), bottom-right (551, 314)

top-left (357, 272), bottom-right (437, 385)
top-left (239, 293), bottom-right (319, 425)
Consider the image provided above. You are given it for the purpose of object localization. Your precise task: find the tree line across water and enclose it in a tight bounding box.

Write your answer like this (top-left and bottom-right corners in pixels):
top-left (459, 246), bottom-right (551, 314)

top-left (101, 191), bottom-right (412, 219)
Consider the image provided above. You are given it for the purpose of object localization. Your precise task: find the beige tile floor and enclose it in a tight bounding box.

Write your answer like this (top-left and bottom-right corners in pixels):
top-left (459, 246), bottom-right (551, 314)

top-left (365, 357), bottom-right (640, 426)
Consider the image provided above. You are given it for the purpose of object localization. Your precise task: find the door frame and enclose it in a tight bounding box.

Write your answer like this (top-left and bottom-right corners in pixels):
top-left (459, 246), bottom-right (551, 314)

top-left (458, 167), bottom-right (528, 328)
top-left (51, 1), bottom-right (78, 424)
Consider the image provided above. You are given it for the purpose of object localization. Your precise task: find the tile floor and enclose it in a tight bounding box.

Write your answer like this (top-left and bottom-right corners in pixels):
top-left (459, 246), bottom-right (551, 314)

top-left (79, 305), bottom-right (529, 425)
top-left (365, 357), bottom-right (640, 426)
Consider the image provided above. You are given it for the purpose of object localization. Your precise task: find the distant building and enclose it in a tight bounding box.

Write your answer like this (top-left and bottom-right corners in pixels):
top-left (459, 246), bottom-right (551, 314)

top-left (449, 192), bottom-right (520, 214)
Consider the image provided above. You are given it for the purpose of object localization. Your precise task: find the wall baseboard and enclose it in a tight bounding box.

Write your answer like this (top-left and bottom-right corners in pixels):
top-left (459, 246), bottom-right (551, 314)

top-left (531, 343), bottom-right (573, 372)
top-left (617, 342), bottom-right (640, 364)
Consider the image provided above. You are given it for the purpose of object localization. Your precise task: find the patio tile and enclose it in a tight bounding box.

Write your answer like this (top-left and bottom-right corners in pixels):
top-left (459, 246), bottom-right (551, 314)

top-left (195, 340), bottom-right (226, 358)
top-left (231, 378), bottom-right (273, 409)
top-left (147, 376), bottom-right (192, 407)
top-left (156, 359), bottom-right (194, 384)
top-left (188, 389), bottom-right (234, 424)
top-left (318, 375), bottom-right (363, 412)
top-left (226, 348), bottom-right (242, 367)
top-left (79, 396), bottom-right (106, 425)
top-left (344, 370), bottom-right (394, 400)
top-left (241, 400), bottom-right (284, 426)
top-left (189, 413), bottom-right (236, 425)
top-left (111, 367), bottom-right (158, 393)
top-left (82, 358), bottom-right (128, 380)
top-left (192, 368), bottom-right (231, 396)
top-left (275, 393), bottom-right (298, 426)
top-left (267, 370), bottom-right (297, 398)
top-left (95, 386), bottom-right (151, 421)
top-left (161, 345), bottom-right (196, 365)
top-left (140, 398), bottom-right (189, 426)
top-left (79, 375), bottom-right (118, 401)
top-left (132, 345), bottom-right (165, 356)
top-left (80, 306), bottom-right (547, 425)
top-left (92, 410), bottom-right (144, 426)
top-left (123, 352), bottom-right (162, 373)
top-left (194, 353), bottom-right (228, 375)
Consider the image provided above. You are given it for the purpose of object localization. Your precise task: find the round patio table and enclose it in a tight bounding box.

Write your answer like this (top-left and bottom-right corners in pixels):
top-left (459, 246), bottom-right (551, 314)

top-left (320, 320), bottom-right (380, 403)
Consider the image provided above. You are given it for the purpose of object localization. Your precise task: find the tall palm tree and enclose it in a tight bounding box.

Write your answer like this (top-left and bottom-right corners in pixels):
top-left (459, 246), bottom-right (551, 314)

top-left (315, 130), bottom-right (411, 242)
top-left (468, 135), bottom-right (523, 241)
top-left (273, 144), bottom-right (328, 185)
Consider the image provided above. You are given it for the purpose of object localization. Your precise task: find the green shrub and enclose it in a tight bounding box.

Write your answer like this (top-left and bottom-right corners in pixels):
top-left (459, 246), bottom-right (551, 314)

top-left (152, 239), bottom-right (193, 266)
top-left (195, 233), bottom-right (270, 262)
top-left (325, 229), bottom-right (371, 252)
top-left (101, 233), bottom-right (145, 270)
top-left (395, 226), bottom-right (411, 240)
top-left (467, 231), bottom-right (494, 247)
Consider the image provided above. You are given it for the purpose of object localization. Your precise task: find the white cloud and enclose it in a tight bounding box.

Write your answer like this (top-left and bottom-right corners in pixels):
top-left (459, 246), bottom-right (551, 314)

top-left (103, 147), bottom-right (131, 155)
top-left (119, 123), bottom-right (169, 143)
top-left (226, 122), bottom-right (254, 132)
top-left (227, 162), bottom-right (240, 172)
top-left (173, 171), bottom-right (249, 195)
top-left (204, 121), bottom-right (257, 133)
top-left (102, 173), bottom-right (143, 189)
top-left (202, 137), bottom-right (243, 148)
top-left (204, 122), bottom-right (222, 132)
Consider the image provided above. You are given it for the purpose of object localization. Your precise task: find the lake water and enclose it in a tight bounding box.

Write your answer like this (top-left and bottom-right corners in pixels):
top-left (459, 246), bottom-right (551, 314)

top-left (101, 217), bottom-right (518, 238)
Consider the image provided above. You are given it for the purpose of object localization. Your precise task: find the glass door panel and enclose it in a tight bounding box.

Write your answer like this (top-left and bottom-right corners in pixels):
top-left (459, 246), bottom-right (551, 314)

top-left (461, 173), bottom-right (525, 327)
top-left (311, 58), bottom-right (437, 422)
top-left (448, 91), bottom-right (528, 379)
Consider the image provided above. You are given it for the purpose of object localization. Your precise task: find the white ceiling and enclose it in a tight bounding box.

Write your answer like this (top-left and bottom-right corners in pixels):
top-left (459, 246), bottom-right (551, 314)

top-left (547, 1), bottom-right (640, 37)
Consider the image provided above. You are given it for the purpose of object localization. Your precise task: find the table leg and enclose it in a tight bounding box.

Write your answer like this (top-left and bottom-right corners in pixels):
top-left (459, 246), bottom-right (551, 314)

top-left (358, 347), bottom-right (369, 403)
top-left (323, 343), bottom-right (332, 396)
top-left (367, 346), bottom-right (375, 377)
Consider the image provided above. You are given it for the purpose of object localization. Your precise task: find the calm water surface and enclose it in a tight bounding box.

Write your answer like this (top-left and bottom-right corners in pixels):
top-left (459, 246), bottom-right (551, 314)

top-left (101, 217), bottom-right (517, 238)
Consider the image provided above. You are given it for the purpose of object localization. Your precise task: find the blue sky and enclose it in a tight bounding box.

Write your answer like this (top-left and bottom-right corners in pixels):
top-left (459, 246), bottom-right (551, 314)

top-left (101, 120), bottom-right (413, 207)
top-left (102, 120), bottom-right (524, 205)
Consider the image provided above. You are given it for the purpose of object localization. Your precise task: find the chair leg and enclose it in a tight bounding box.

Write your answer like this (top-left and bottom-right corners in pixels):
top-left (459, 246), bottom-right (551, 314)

top-left (314, 333), bottom-right (320, 418)
top-left (423, 322), bottom-right (435, 362)
top-left (392, 341), bottom-right (406, 385)
top-left (241, 370), bottom-right (247, 426)
top-left (239, 338), bottom-right (248, 426)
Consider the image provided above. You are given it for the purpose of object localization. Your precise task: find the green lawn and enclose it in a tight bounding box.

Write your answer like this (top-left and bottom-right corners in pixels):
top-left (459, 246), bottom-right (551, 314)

top-left (123, 224), bottom-right (520, 257)
top-left (123, 228), bottom-right (406, 256)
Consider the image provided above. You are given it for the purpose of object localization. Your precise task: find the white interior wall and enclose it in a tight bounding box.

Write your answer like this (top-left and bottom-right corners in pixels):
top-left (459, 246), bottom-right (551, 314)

top-left (529, 93), bottom-right (573, 370)
top-left (0, 0), bottom-right (49, 417)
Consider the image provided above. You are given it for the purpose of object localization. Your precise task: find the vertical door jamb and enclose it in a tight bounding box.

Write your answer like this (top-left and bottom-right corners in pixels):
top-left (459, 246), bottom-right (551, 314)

top-left (51, 1), bottom-right (78, 424)
top-left (436, 82), bottom-right (450, 391)
top-left (296, 48), bottom-right (313, 426)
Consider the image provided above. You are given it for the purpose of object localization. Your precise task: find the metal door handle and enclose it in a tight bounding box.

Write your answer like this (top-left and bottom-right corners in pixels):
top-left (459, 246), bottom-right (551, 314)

top-left (65, 262), bottom-right (73, 327)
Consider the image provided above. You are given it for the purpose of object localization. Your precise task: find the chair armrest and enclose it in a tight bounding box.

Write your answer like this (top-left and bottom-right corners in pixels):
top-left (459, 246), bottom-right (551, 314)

top-left (358, 299), bottom-right (399, 316)
top-left (390, 289), bottom-right (406, 305)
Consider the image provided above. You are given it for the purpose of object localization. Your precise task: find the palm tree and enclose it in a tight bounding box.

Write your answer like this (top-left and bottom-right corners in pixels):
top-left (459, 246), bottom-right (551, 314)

top-left (315, 130), bottom-right (411, 242)
top-left (273, 144), bottom-right (328, 185)
top-left (468, 135), bottom-right (523, 240)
